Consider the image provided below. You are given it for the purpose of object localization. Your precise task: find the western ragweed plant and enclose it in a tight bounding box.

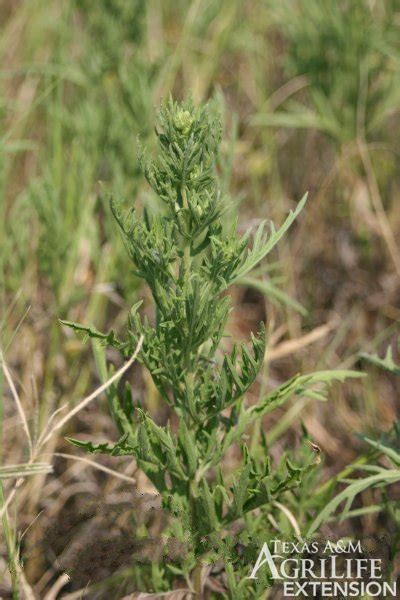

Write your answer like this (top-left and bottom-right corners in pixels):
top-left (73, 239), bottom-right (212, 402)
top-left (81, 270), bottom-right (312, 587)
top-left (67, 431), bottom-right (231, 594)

top-left (62, 98), bottom-right (362, 597)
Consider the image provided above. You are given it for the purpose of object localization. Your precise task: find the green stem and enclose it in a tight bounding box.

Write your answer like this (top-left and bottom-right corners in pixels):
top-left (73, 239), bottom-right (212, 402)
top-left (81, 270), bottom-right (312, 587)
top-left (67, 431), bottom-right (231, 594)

top-left (0, 482), bottom-right (19, 599)
top-left (313, 450), bottom-right (378, 497)
top-left (181, 185), bottom-right (191, 280)
top-left (181, 184), bottom-right (195, 384)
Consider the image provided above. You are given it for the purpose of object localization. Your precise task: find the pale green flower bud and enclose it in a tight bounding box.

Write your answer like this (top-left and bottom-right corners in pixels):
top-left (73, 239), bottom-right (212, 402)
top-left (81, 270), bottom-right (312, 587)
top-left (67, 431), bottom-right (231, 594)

top-left (174, 110), bottom-right (193, 136)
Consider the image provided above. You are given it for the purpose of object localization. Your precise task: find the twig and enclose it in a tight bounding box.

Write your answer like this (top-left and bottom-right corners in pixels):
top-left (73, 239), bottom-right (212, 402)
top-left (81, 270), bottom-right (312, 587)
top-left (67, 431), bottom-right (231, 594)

top-left (43, 573), bottom-right (70, 600)
top-left (267, 319), bottom-right (337, 362)
top-left (52, 452), bottom-right (136, 485)
top-left (39, 335), bottom-right (143, 447)
top-left (273, 501), bottom-right (302, 538)
top-left (1, 350), bottom-right (33, 459)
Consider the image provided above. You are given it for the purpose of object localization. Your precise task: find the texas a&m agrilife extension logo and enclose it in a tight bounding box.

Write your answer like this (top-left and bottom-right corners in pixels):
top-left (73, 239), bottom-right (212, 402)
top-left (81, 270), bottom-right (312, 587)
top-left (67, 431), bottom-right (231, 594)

top-left (247, 537), bottom-right (397, 597)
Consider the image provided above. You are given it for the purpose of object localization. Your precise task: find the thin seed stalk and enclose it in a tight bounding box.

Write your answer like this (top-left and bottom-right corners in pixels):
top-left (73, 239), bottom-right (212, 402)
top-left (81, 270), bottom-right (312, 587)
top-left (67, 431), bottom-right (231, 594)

top-left (0, 482), bottom-right (19, 599)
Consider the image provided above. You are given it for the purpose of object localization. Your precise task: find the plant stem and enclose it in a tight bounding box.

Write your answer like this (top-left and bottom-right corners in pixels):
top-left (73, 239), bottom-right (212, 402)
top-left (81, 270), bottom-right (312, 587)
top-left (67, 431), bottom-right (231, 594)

top-left (313, 450), bottom-right (378, 497)
top-left (181, 185), bottom-right (191, 280)
top-left (0, 482), bottom-right (19, 599)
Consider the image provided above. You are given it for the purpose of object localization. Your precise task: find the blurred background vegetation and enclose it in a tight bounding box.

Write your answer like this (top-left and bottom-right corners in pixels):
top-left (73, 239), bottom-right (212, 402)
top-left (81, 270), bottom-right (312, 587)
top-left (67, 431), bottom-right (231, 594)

top-left (0, 0), bottom-right (399, 597)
